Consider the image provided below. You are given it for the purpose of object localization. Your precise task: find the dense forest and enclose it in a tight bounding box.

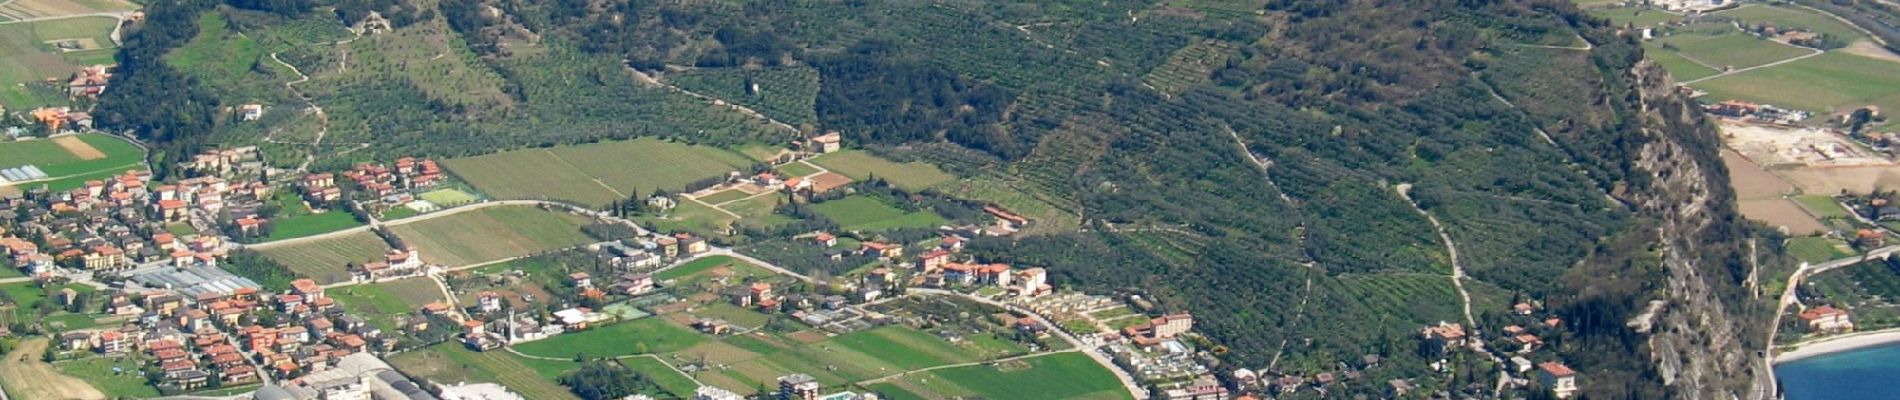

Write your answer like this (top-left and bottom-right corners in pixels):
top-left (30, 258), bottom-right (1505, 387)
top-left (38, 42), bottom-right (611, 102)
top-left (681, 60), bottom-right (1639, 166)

top-left (97, 0), bottom-right (1772, 397)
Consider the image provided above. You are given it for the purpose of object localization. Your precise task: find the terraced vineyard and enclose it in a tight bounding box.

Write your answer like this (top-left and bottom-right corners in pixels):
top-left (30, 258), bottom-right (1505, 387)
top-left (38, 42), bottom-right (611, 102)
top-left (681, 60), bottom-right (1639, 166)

top-left (666, 66), bottom-right (821, 126)
top-left (1143, 39), bottom-right (1235, 95)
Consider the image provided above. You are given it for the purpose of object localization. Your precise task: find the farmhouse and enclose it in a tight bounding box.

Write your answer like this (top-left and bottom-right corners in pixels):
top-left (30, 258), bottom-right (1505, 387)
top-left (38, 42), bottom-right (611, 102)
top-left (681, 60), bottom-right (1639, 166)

top-left (1799, 305), bottom-right (1854, 333)
top-left (67, 65), bottom-right (111, 98)
top-left (810, 131), bottom-right (843, 154)
top-left (1421, 322), bottom-right (1467, 353)
top-left (1123, 313), bottom-right (1195, 347)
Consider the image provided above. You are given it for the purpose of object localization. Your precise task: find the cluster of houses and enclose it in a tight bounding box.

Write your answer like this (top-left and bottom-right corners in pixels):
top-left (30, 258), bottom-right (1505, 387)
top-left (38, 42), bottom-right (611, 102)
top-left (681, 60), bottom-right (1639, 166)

top-left (1705, 100), bottom-right (1810, 125)
top-left (28, 107), bottom-right (93, 133)
top-left (299, 157), bottom-right (446, 214)
top-left (52, 281), bottom-right (395, 394)
top-left (59, 297), bottom-right (262, 393)
top-left (183, 146), bottom-right (267, 179)
top-left (66, 65), bottom-right (111, 98)
top-left (0, 170), bottom-right (252, 277)
top-left (1412, 302), bottom-right (1581, 399)
top-left (348, 247), bottom-right (429, 282)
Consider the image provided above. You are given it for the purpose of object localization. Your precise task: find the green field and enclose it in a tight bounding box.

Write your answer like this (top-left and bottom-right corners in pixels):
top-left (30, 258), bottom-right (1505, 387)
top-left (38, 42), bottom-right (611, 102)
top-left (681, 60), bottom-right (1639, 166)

top-left (1788, 236), bottom-right (1853, 264)
top-left (0, 282), bottom-right (95, 310)
top-left (922, 353), bottom-right (1130, 399)
top-left (640, 199), bottom-right (738, 238)
top-left (419, 189), bottom-right (479, 205)
top-left (695, 188), bottom-right (753, 205)
top-left (389, 205), bottom-right (594, 267)
top-left (1655, 31), bottom-right (1811, 70)
top-left (54, 356), bottom-right (158, 399)
top-left (329, 278), bottom-right (445, 331)
top-left (692, 302), bottom-right (773, 328)
top-left (830, 326), bottom-right (985, 369)
top-left (444, 138), bottom-right (755, 207)
top-left (390, 342), bottom-right (583, 400)
top-left (808, 150), bottom-right (956, 191)
top-left (257, 231), bottom-right (392, 284)
top-left (1716, 4), bottom-right (1866, 41)
top-left (513, 318), bottom-right (706, 358)
top-left (1693, 52), bottom-right (1900, 114)
top-left (774, 161), bottom-right (821, 177)
top-left (1643, 43), bottom-right (1721, 82)
top-left (0, 135), bottom-right (145, 190)
top-left (656, 255), bottom-right (772, 281)
top-left (1794, 195), bottom-right (1850, 219)
top-left (264, 211), bottom-right (364, 241)
top-left (0, 16), bottom-right (122, 109)
top-left (810, 196), bottom-right (948, 231)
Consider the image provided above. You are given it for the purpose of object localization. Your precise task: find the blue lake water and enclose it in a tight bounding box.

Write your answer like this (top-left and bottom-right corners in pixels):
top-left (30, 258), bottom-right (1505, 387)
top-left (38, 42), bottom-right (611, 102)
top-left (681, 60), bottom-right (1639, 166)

top-left (1776, 342), bottom-right (1900, 399)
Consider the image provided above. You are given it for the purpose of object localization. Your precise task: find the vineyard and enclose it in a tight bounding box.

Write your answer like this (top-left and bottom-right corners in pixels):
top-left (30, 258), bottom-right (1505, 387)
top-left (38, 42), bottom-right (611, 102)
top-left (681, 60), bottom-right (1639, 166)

top-left (257, 231), bottom-right (392, 284)
top-left (665, 66), bottom-right (821, 126)
top-left (1142, 39), bottom-right (1235, 96)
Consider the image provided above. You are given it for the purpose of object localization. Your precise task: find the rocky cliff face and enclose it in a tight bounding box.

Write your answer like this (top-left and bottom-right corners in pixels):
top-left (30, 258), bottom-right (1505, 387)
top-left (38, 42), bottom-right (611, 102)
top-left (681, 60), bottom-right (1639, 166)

top-left (1621, 58), bottom-right (1770, 399)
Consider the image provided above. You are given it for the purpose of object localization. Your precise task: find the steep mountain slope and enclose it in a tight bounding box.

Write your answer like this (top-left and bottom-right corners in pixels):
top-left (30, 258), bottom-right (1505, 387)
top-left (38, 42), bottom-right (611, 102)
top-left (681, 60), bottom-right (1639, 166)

top-left (95, 0), bottom-right (1774, 396)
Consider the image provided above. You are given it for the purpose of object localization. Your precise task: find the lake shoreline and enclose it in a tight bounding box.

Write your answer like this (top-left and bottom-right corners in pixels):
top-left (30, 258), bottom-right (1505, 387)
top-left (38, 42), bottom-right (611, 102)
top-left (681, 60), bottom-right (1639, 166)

top-left (1773, 327), bottom-right (1900, 364)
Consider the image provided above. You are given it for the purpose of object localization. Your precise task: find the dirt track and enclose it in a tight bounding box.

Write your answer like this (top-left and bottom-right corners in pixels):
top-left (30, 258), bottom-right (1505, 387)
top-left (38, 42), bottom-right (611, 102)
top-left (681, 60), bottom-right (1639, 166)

top-left (0, 338), bottom-right (107, 400)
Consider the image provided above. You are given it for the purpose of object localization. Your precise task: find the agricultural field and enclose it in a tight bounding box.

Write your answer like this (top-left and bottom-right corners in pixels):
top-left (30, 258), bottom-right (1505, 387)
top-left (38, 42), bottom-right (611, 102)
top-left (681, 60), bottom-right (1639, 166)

top-left (0, 16), bottom-right (123, 109)
top-left (388, 205), bottom-right (594, 267)
top-left (1653, 31), bottom-right (1811, 71)
top-left (808, 150), bottom-right (955, 191)
top-left (656, 255), bottom-right (772, 282)
top-left (0, 339), bottom-right (106, 400)
top-left (1693, 52), bottom-right (1900, 114)
top-left (512, 317), bottom-right (706, 358)
top-left (829, 325), bottom-right (993, 370)
top-left (1716, 4), bottom-right (1866, 42)
top-left (1787, 236), bottom-right (1853, 264)
top-left (329, 278), bottom-right (445, 331)
top-left (1643, 43), bottom-right (1720, 82)
top-left (876, 352), bottom-right (1131, 400)
top-left (256, 231), bottom-right (392, 284)
top-left (0, 0), bottom-right (138, 20)
top-left (444, 138), bottom-right (755, 207)
top-left (1740, 199), bottom-right (1829, 236)
top-left (773, 161), bottom-right (821, 177)
top-left (0, 134), bottom-right (146, 192)
top-left (694, 188), bottom-right (754, 205)
top-left (265, 211), bottom-right (364, 241)
top-left (389, 342), bottom-right (583, 400)
top-left (1142, 39), bottom-right (1234, 96)
top-left (666, 66), bottom-right (821, 126)
top-left (809, 196), bottom-right (948, 231)
top-left (1794, 195), bottom-right (1851, 219)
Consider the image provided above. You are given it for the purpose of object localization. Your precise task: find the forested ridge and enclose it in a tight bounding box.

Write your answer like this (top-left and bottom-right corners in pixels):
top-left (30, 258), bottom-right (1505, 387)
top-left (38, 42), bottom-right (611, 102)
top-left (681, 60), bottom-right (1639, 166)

top-left (97, 0), bottom-right (1773, 397)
